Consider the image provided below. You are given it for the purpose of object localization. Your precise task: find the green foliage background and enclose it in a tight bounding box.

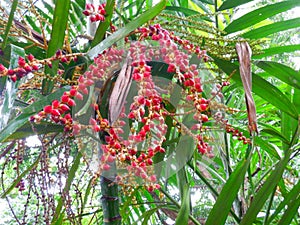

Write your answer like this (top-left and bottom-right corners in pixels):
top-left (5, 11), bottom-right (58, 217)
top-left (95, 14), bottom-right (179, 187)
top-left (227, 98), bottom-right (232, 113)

top-left (0, 0), bottom-right (299, 224)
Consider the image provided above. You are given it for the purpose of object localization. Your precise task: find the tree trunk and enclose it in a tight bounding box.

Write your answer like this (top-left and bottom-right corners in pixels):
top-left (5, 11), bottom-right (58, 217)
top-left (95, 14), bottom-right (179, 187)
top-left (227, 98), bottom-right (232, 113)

top-left (100, 174), bottom-right (121, 225)
top-left (99, 137), bottom-right (121, 224)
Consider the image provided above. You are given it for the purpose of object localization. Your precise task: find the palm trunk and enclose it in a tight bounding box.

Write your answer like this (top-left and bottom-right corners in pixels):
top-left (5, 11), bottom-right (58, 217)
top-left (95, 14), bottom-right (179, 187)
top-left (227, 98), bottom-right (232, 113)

top-left (99, 137), bottom-right (121, 225)
top-left (100, 175), bottom-right (121, 225)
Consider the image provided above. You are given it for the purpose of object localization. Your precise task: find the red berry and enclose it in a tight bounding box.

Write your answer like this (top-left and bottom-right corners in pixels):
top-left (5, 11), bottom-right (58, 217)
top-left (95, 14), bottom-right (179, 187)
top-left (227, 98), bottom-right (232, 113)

top-left (73, 124), bottom-right (81, 135)
top-left (0, 64), bottom-right (6, 73)
top-left (90, 15), bottom-right (96, 22)
top-left (17, 68), bottom-right (26, 77)
top-left (61, 94), bottom-right (69, 103)
top-left (24, 65), bottom-right (32, 72)
top-left (81, 87), bottom-right (89, 95)
top-left (143, 71), bottom-right (151, 78)
top-left (199, 104), bottom-right (207, 111)
top-left (149, 175), bottom-right (156, 182)
top-left (52, 100), bottom-right (60, 108)
top-left (114, 142), bottom-right (121, 149)
top-left (140, 173), bottom-right (147, 179)
top-left (67, 98), bottom-right (76, 107)
top-left (99, 9), bottom-right (106, 15)
top-left (85, 79), bottom-right (94, 86)
top-left (145, 99), bottom-right (151, 107)
top-left (200, 98), bottom-right (207, 104)
top-left (92, 103), bottom-right (99, 111)
top-left (132, 73), bottom-right (142, 81)
top-left (69, 88), bottom-right (77, 97)
top-left (75, 92), bottom-right (83, 100)
top-left (43, 105), bottom-right (52, 114)
top-left (128, 148), bottom-right (137, 155)
top-left (100, 155), bottom-right (106, 162)
top-left (89, 118), bottom-right (97, 125)
top-left (64, 113), bottom-right (72, 120)
top-left (51, 109), bottom-right (61, 117)
top-left (147, 186), bottom-right (154, 192)
top-left (107, 155), bottom-right (115, 163)
top-left (195, 83), bottom-right (203, 92)
top-left (93, 125), bottom-right (101, 132)
top-left (60, 104), bottom-right (70, 112)
top-left (201, 114), bottom-right (208, 122)
top-left (143, 124), bottom-right (150, 132)
top-left (86, 3), bottom-right (95, 11)
top-left (60, 118), bottom-right (66, 124)
top-left (128, 112), bottom-right (136, 119)
top-left (95, 14), bottom-right (104, 21)
top-left (83, 10), bottom-right (90, 16)
top-left (139, 129), bottom-right (146, 138)
top-left (103, 164), bottom-right (110, 171)
top-left (60, 56), bottom-right (68, 63)
top-left (78, 82), bottom-right (86, 89)
top-left (159, 147), bottom-right (165, 153)
top-left (147, 158), bottom-right (153, 165)
top-left (137, 96), bottom-right (145, 105)
top-left (32, 64), bottom-right (39, 71)
top-left (55, 50), bottom-right (62, 58)
top-left (18, 57), bottom-right (26, 67)
top-left (8, 69), bottom-right (14, 75)
top-left (148, 149), bottom-right (154, 157)
top-left (27, 54), bottom-right (35, 61)
top-left (10, 75), bottom-right (17, 82)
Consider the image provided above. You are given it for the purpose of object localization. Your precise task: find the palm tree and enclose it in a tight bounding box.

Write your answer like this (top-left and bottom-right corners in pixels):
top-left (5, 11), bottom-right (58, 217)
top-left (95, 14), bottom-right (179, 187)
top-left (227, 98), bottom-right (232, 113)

top-left (0, 0), bottom-right (299, 224)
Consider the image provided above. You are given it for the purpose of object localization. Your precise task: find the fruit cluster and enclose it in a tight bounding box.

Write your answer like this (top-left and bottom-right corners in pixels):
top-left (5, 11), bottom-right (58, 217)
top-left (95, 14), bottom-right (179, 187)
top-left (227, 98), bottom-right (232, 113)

top-left (214, 112), bottom-right (250, 144)
top-left (83, 3), bottom-right (106, 22)
top-left (138, 24), bottom-right (214, 154)
top-left (30, 22), bottom-right (250, 189)
top-left (0, 55), bottom-right (39, 82)
top-left (0, 50), bottom-right (81, 83)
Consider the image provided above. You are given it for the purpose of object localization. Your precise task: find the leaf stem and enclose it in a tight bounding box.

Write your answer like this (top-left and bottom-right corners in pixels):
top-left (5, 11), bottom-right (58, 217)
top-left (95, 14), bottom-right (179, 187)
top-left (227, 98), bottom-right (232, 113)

top-left (188, 161), bottom-right (240, 223)
top-left (160, 188), bottom-right (201, 225)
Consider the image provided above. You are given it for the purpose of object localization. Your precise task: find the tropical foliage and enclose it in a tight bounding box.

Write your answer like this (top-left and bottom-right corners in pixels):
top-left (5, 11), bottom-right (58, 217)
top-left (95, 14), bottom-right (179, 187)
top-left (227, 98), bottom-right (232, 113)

top-left (0, 0), bottom-right (299, 225)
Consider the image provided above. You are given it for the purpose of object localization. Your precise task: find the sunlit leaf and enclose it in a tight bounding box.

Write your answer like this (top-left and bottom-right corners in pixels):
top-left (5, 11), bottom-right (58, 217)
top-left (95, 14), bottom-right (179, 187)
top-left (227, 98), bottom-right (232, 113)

top-left (205, 146), bottom-right (252, 225)
top-left (46, 0), bottom-right (71, 58)
top-left (277, 195), bottom-right (300, 225)
top-left (175, 183), bottom-right (190, 225)
top-left (165, 6), bottom-right (210, 16)
top-left (41, 0), bottom-right (54, 15)
top-left (267, 180), bottom-right (300, 224)
top-left (242, 18), bottom-right (300, 39)
top-left (224, 1), bottom-right (300, 34)
top-left (4, 121), bottom-right (63, 141)
top-left (240, 150), bottom-right (293, 225)
top-left (0, 87), bottom-right (69, 143)
top-left (256, 61), bottom-right (300, 90)
top-left (294, 89), bottom-right (300, 114)
top-left (261, 128), bottom-right (290, 145)
top-left (1, 0), bottom-right (18, 49)
top-left (252, 44), bottom-right (300, 59)
top-left (42, 0), bottom-right (71, 94)
top-left (218, 0), bottom-right (254, 11)
top-left (254, 136), bottom-right (280, 159)
top-left (213, 57), bottom-right (298, 119)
